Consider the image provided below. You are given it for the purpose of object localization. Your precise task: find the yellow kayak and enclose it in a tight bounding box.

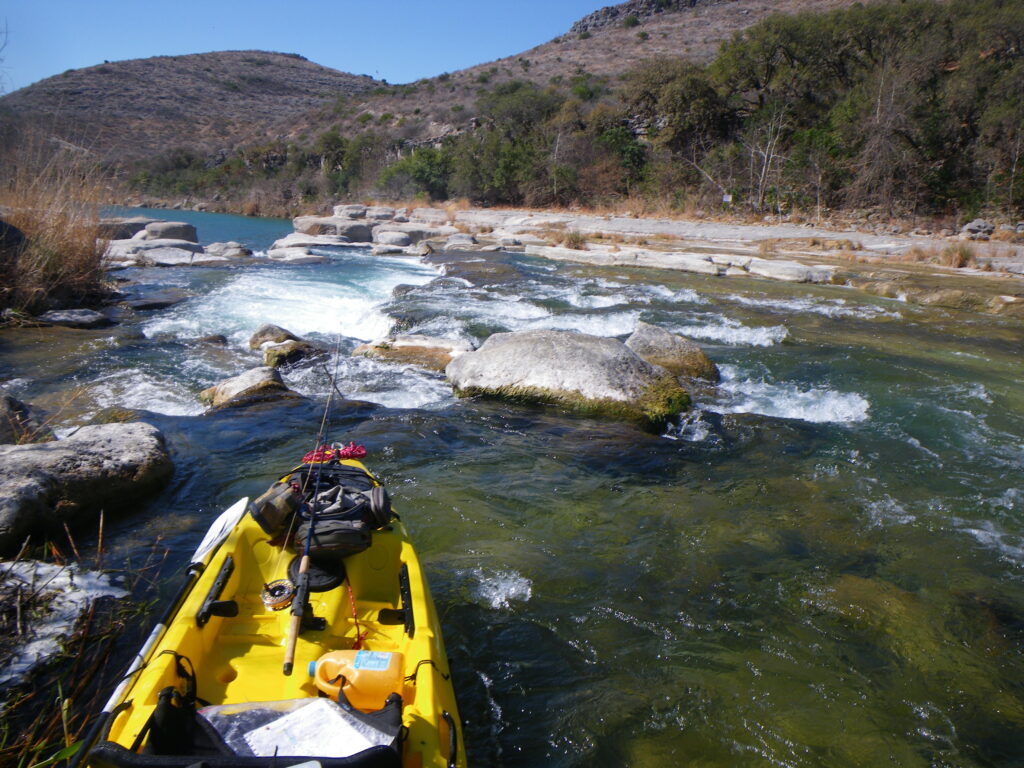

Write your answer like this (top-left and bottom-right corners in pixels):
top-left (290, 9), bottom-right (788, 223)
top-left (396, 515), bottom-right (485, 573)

top-left (76, 450), bottom-right (465, 768)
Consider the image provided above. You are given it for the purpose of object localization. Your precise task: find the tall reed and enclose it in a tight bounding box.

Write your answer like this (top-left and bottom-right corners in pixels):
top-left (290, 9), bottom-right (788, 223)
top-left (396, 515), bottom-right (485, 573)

top-left (0, 135), bottom-right (109, 313)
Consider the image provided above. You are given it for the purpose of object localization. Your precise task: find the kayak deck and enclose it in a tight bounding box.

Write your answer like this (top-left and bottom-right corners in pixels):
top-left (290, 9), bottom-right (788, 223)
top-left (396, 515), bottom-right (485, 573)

top-left (95, 461), bottom-right (463, 768)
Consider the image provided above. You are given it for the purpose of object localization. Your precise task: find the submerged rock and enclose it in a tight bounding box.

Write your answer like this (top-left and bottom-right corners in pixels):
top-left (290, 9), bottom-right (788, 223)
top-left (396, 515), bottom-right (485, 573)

top-left (36, 309), bottom-right (112, 328)
top-left (122, 288), bottom-right (190, 311)
top-left (625, 322), bottom-right (720, 382)
top-left (0, 422), bottom-right (173, 555)
top-left (353, 335), bottom-right (474, 372)
top-left (445, 329), bottom-right (689, 430)
top-left (198, 367), bottom-right (301, 409)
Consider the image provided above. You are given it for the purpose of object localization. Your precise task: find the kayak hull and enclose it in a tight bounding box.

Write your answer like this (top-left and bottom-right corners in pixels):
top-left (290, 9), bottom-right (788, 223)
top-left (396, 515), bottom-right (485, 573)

top-left (85, 460), bottom-right (464, 768)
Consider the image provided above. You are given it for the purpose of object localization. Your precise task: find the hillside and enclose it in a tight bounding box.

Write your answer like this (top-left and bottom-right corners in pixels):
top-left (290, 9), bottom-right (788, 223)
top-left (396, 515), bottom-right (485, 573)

top-left (0, 51), bottom-right (381, 159)
top-left (0, 0), bottom-right (857, 161)
top-left (282, 0), bottom-right (859, 150)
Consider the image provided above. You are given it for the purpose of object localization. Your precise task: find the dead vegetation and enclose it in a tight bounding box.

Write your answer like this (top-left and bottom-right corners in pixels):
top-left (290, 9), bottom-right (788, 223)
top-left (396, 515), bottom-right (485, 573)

top-left (0, 135), bottom-right (111, 313)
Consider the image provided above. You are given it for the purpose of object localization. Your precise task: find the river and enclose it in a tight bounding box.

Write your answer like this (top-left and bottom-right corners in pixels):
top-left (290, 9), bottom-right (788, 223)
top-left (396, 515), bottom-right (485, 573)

top-left (2, 207), bottom-right (1023, 766)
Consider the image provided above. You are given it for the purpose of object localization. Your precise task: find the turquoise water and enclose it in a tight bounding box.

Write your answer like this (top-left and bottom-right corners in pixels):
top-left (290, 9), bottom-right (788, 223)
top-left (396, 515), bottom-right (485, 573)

top-left (3, 212), bottom-right (1023, 766)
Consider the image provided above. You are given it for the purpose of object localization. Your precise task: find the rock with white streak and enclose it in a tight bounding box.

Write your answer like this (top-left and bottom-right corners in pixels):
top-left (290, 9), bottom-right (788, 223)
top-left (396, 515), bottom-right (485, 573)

top-left (353, 335), bottom-right (473, 372)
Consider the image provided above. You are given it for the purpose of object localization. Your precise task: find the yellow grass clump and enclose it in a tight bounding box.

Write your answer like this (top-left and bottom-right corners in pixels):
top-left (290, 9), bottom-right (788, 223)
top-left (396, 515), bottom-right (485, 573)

top-left (0, 140), bottom-right (109, 313)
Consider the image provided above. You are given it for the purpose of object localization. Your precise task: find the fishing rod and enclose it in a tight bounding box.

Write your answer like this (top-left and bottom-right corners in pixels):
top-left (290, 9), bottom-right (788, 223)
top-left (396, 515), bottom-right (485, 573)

top-left (282, 334), bottom-right (344, 675)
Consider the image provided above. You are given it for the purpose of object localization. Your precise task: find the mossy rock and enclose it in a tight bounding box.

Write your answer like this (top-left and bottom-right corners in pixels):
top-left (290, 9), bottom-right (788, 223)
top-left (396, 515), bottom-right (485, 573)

top-left (263, 339), bottom-right (326, 368)
top-left (454, 374), bottom-right (688, 432)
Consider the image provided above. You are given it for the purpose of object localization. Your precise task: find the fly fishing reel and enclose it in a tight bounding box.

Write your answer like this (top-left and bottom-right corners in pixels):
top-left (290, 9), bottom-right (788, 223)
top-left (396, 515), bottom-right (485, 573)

top-left (261, 579), bottom-right (295, 611)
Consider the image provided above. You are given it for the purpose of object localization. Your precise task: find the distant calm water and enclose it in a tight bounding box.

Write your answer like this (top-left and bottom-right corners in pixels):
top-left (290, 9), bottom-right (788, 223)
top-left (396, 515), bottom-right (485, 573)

top-left (4, 210), bottom-right (1023, 766)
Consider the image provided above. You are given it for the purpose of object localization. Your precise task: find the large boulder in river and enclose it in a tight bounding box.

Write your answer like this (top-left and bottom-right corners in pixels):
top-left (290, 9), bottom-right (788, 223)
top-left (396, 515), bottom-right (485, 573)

top-left (0, 422), bottom-right (173, 555)
top-left (198, 367), bottom-right (301, 409)
top-left (354, 335), bottom-right (474, 372)
top-left (144, 221), bottom-right (198, 242)
top-left (445, 330), bottom-right (689, 430)
top-left (625, 322), bottom-right (720, 382)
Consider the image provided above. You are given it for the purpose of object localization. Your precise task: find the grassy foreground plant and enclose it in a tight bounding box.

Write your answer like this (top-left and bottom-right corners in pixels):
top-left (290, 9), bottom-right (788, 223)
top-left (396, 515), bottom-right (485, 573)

top-left (0, 139), bottom-right (109, 313)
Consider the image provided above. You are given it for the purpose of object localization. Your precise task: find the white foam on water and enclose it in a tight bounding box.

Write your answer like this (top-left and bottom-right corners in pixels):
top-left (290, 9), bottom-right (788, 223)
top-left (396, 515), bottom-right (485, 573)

top-left (0, 561), bottom-right (127, 693)
top-left (144, 256), bottom-right (439, 343)
top-left (90, 370), bottom-right (206, 416)
top-left (951, 517), bottom-right (1024, 566)
top-left (663, 409), bottom-right (714, 442)
top-left (711, 365), bottom-right (870, 424)
top-left (726, 294), bottom-right (900, 319)
top-left (641, 284), bottom-right (704, 304)
top-left (468, 568), bottom-right (532, 610)
top-left (524, 310), bottom-right (642, 337)
top-left (283, 355), bottom-right (455, 411)
top-left (673, 316), bottom-right (789, 347)
top-left (864, 495), bottom-right (917, 527)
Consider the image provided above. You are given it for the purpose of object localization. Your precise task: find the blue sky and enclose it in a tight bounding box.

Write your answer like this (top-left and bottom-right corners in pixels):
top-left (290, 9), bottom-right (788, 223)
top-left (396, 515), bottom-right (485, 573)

top-left (1, 0), bottom-right (602, 93)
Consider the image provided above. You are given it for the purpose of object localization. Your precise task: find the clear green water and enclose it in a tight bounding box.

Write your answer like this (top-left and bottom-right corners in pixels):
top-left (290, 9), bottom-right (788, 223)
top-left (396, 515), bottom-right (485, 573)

top-left (2, 213), bottom-right (1022, 766)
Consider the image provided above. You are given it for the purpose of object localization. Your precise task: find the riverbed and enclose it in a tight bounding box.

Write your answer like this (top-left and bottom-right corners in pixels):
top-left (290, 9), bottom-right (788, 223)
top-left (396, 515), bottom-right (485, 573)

top-left (2, 207), bottom-right (1023, 767)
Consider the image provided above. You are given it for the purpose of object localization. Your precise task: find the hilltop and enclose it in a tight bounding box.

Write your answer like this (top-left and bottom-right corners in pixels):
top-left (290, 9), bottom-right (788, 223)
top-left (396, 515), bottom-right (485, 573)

top-left (0, 50), bottom-right (381, 159)
top-left (0, 0), bottom-right (856, 161)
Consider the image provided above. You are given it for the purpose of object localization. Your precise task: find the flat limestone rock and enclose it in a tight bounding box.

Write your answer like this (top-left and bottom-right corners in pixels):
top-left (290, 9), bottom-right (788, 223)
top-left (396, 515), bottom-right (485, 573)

top-left (0, 422), bottom-right (173, 555)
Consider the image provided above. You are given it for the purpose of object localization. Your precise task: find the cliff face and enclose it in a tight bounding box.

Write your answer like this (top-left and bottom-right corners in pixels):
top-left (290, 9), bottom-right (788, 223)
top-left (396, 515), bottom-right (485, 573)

top-left (0, 51), bottom-right (381, 159)
top-left (569, 0), bottom-right (726, 34)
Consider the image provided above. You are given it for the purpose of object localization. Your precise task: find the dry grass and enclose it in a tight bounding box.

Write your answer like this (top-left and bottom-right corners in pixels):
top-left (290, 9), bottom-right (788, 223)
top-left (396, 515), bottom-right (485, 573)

top-left (562, 230), bottom-right (587, 250)
top-left (939, 242), bottom-right (976, 268)
top-left (990, 228), bottom-right (1024, 244)
top-left (0, 138), bottom-right (109, 313)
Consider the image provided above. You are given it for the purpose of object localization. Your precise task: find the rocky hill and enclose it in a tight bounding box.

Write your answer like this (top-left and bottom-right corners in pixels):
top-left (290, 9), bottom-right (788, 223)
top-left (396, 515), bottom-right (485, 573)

top-left (273, 0), bottom-right (859, 155)
top-left (0, 51), bottom-right (381, 159)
